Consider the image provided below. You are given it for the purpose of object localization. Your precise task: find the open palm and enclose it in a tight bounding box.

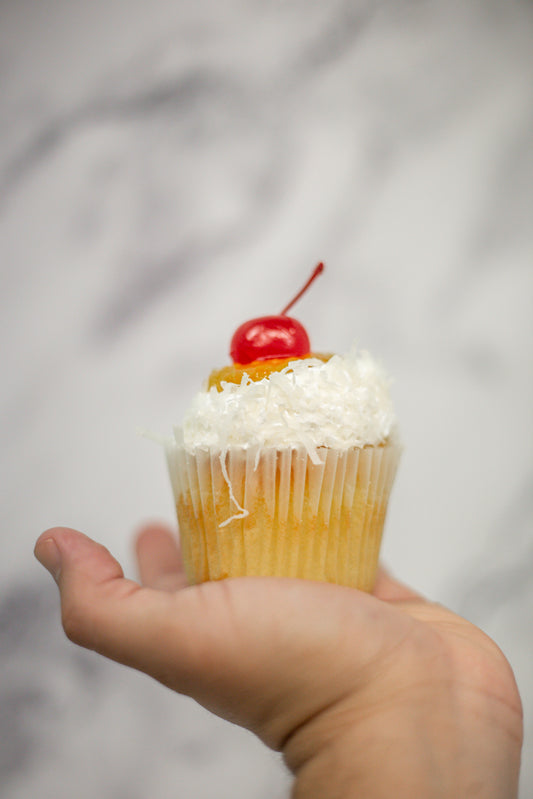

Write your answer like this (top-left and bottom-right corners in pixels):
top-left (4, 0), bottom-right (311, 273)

top-left (35, 524), bottom-right (523, 798)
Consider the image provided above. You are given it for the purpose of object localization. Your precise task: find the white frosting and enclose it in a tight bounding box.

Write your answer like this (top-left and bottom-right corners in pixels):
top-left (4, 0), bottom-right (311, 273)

top-left (178, 349), bottom-right (397, 457)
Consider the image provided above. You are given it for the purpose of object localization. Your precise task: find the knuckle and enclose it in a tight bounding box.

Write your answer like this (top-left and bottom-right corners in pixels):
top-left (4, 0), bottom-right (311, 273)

top-left (61, 595), bottom-right (92, 647)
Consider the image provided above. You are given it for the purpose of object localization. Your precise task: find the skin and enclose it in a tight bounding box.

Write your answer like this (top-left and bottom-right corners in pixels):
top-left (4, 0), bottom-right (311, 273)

top-left (34, 524), bottom-right (523, 798)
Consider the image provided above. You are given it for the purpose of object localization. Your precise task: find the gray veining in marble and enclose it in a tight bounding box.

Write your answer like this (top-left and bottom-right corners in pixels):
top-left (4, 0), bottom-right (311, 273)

top-left (1, 0), bottom-right (532, 796)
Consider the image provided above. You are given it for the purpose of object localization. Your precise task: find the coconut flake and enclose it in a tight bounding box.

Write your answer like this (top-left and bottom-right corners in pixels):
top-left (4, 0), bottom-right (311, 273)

top-left (179, 349), bottom-right (396, 455)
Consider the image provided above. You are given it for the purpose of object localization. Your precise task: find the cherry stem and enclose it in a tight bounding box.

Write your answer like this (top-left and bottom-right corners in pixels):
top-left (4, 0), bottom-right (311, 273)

top-left (280, 262), bottom-right (324, 316)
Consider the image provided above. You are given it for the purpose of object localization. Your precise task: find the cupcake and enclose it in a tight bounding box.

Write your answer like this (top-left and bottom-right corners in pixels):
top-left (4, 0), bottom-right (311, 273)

top-left (166, 264), bottom-right (401, 591)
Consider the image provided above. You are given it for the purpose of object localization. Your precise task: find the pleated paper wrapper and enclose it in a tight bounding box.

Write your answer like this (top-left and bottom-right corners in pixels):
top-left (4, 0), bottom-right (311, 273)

top-left (166, 440), bottom-right (401, 591)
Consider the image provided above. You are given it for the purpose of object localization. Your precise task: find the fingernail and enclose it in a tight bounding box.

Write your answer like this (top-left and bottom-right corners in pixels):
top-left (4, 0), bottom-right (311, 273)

top-left (34, 538), bottom-right (62, 582)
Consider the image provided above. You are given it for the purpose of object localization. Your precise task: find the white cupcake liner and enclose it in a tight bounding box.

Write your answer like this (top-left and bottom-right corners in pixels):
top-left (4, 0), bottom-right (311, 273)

top-left (166, 441), bottom-right (401, 589)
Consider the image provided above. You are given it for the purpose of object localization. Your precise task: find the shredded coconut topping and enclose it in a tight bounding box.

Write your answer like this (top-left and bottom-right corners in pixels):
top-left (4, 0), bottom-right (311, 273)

top-left (178, 349), bottom-right (396, 453)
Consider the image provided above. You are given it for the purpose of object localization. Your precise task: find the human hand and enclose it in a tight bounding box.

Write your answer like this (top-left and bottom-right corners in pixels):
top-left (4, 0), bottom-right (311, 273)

top-left (34, 524), bottom-right (523, 799)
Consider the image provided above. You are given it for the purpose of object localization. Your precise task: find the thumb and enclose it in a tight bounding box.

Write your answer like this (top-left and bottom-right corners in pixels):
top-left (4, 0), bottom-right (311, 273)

top-left (35, 527), bottom-right (229, 696)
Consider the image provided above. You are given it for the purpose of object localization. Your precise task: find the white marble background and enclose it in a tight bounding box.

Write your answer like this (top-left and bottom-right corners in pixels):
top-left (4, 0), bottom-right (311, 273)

top-left (1, 0), bottom-right (532, 796)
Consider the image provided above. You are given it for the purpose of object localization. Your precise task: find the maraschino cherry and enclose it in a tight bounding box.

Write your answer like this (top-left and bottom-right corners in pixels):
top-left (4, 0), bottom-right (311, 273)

top-left (230, 262), bottom-right (324, 365)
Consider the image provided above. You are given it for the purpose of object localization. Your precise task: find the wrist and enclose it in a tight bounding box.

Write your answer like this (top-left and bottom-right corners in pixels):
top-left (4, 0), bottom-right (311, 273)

top-left (283, 670), bottom-right (522, 799)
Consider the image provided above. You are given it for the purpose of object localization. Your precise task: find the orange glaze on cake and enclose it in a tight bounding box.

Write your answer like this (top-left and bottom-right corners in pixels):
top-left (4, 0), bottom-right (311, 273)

top-left (208, 353), bottom-right (333, 391)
